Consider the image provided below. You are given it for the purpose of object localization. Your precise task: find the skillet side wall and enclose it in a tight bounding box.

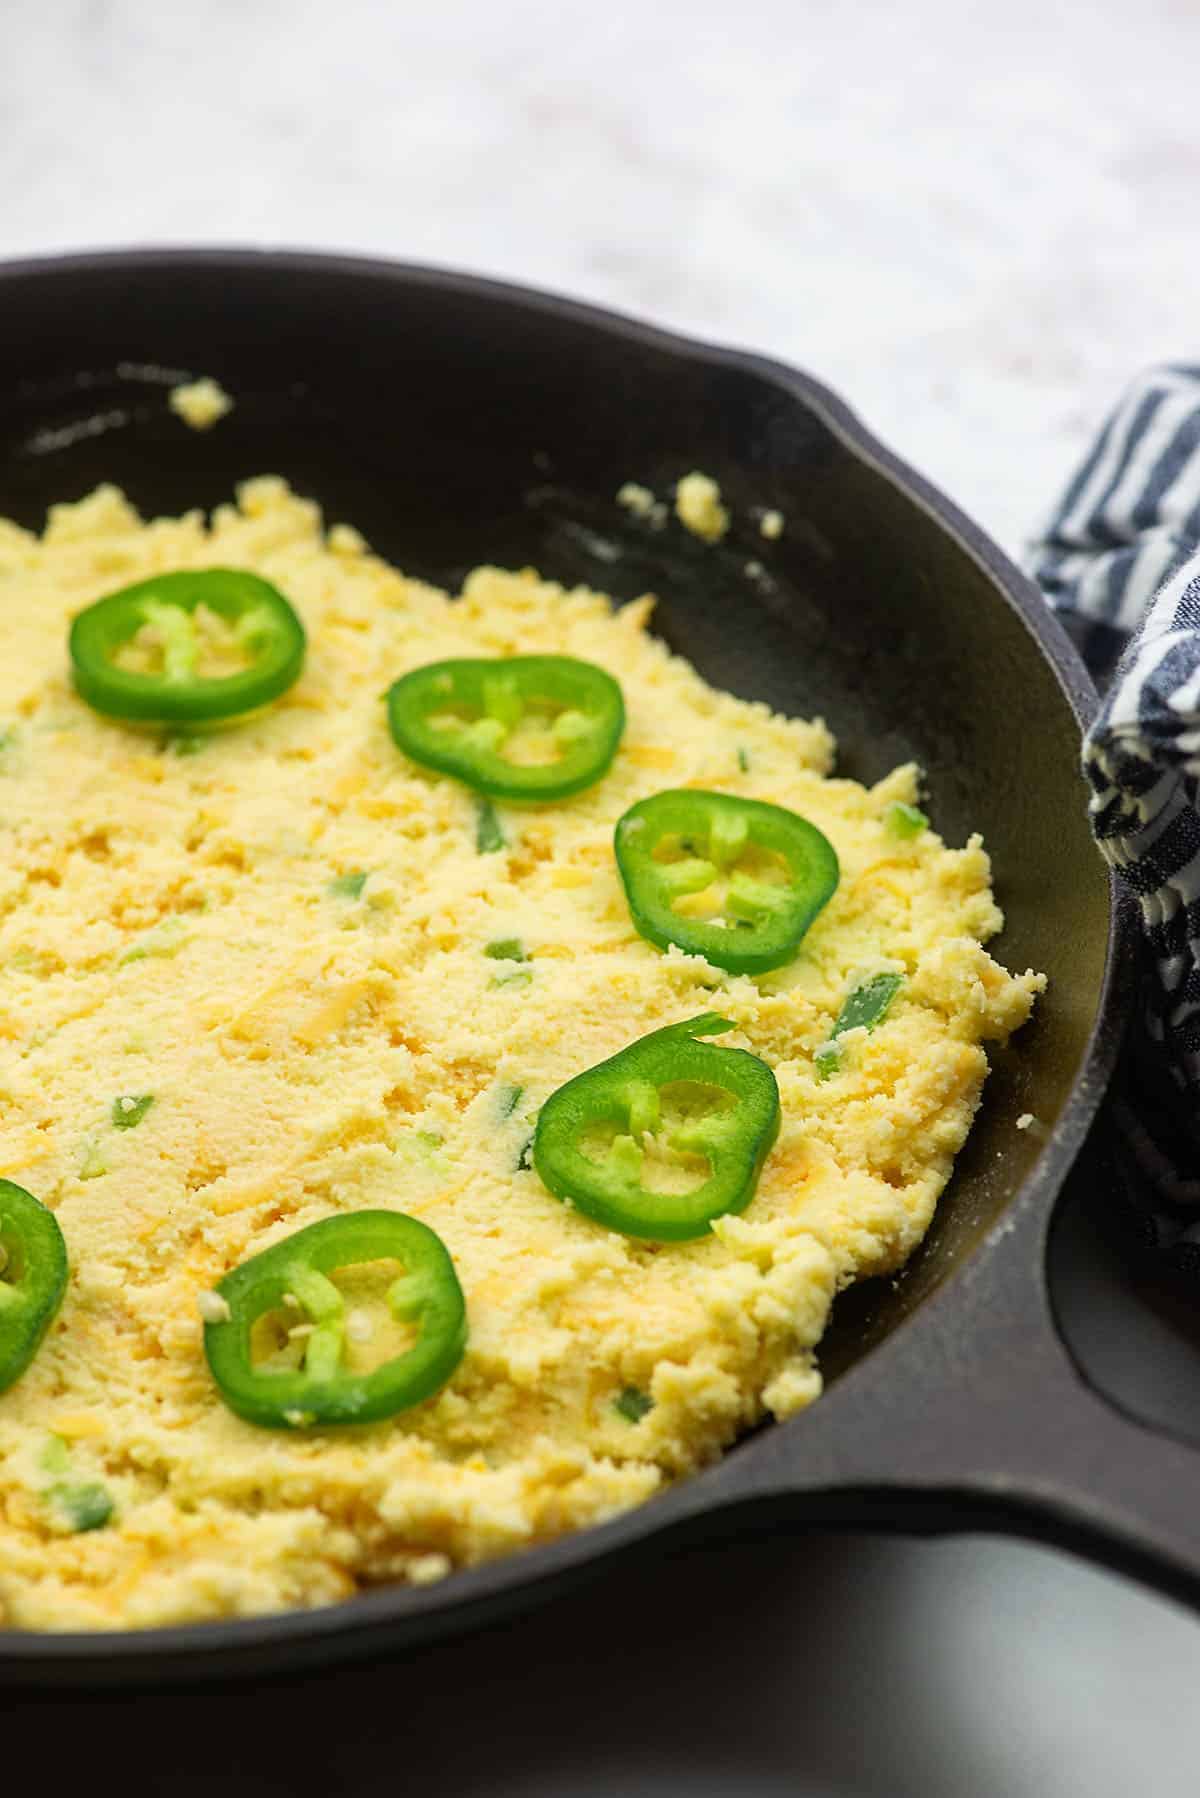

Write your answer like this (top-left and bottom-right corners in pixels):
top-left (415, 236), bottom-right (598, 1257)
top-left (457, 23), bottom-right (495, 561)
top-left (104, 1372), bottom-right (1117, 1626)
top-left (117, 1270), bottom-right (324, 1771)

top-left (0, 256), bottom-right (1113, 1678)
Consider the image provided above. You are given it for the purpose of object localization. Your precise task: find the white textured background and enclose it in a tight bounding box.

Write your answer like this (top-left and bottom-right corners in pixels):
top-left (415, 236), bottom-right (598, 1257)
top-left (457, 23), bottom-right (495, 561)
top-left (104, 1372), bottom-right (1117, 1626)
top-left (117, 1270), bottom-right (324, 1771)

top-left (5, 2), bottom-right (1200, 1792)
top-left (6, 0), bottom-right (1200, 553)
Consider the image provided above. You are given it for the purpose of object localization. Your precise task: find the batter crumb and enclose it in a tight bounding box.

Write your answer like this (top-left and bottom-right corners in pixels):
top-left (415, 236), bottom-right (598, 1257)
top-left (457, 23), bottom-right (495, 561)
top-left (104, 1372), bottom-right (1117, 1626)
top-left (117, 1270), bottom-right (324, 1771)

top-left (675, 472), bottom-right (730, 543)
top-left (760, 509), bottom-right (784, 540)
top-left (168, 377), bottom-right (233, 432)
top-left (616, 482), bottom-right (667, 527)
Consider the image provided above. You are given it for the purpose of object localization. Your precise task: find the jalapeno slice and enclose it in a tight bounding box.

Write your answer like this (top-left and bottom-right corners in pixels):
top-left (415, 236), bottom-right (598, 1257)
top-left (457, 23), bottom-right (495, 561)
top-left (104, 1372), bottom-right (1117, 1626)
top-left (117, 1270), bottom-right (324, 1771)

top-left (0, 1181), bottom-right (69, 1395)
top-left (70, 569), bottom-right (306, 724)
top-left (203, 1211), bottom-right (467, 1429)
top-left (532, 1014), bottom-right (780, 1241)
top-left (387, 655), bottom-right (625, 800)
top-left (614, 789), bottom-right (839, 975)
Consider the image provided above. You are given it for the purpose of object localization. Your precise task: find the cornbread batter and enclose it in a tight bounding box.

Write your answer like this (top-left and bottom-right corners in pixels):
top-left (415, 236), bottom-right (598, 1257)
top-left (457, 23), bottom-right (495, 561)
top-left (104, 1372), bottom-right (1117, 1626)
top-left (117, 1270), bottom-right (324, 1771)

top-left (0, 478), bottom-right (1042, 1629)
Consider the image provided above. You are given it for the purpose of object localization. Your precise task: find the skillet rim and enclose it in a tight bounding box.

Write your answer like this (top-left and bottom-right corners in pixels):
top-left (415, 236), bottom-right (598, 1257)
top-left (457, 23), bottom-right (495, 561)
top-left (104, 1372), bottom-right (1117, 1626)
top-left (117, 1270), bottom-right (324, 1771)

top-left (0, 246), bottom-right (1134, 1676)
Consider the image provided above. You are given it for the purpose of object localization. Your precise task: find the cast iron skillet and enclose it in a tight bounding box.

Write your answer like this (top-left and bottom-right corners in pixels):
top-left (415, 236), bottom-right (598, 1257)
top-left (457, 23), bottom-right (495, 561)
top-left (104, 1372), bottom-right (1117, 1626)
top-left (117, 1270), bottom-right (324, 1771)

top-left (0, 249), bottom-right (1177, 1688)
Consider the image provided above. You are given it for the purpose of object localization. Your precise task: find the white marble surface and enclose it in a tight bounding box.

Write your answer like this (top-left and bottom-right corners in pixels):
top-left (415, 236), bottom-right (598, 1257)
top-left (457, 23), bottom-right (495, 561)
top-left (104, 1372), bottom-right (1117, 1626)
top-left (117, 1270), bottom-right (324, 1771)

top-left (6, 1), bottom-right (1200, 1790)
top-left (6, 0), bottom-right (1200, 555)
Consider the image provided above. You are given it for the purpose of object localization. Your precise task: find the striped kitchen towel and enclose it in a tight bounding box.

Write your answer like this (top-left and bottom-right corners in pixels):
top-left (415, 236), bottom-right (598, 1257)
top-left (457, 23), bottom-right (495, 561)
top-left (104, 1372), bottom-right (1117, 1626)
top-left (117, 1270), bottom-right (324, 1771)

top-left (1031, 364), bottom-right (1200, 1268)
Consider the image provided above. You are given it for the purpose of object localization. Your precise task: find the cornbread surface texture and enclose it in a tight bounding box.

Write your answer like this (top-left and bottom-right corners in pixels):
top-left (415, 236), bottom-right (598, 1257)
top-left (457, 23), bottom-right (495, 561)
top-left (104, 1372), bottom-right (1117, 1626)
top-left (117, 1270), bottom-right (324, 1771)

top-left (0, 478), bottom-right (1042, 1629)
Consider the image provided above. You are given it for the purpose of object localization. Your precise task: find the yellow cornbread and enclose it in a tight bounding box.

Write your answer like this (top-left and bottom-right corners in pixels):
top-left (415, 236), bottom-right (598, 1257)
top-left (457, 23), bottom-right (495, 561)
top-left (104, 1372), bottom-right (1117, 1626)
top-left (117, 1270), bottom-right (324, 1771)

top-left (0, 478), bottom-right (1043, 1631)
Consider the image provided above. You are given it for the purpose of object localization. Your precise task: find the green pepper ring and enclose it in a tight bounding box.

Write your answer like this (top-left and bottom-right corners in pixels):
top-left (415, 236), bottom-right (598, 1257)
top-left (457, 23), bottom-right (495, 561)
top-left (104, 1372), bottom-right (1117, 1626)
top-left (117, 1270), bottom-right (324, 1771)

top-left (70, 569), bottom-right (307, 724)
top-left (0, 1179), bottom-right (69, 1396)
top-left (614, 788), bottom-right (840, 976)
top-left (203, 1211), bottom-right (468, 1430)
top-left (533, 1014), bottom-right (780, 1241)
top-left (387, 654), bottom-right (625, 801)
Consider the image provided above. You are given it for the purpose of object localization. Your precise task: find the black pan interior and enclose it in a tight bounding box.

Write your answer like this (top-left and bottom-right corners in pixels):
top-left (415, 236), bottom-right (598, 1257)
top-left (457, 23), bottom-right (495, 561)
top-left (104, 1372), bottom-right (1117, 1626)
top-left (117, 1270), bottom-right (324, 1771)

top-left (0, 252), bottom-right (1110, 1396)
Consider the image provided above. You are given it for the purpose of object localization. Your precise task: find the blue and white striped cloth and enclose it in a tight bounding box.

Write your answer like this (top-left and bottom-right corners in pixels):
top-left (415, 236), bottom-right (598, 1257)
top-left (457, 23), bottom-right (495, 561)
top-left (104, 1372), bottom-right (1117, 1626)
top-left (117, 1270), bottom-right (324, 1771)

top-left (1031, 365), bottom-right (1200, 1262)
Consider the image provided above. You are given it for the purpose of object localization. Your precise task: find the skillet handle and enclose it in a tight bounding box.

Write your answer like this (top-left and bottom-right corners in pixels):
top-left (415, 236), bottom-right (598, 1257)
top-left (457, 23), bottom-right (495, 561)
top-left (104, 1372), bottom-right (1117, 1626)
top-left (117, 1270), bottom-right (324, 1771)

top-left (678, 1173), bottom-right (1200, 1612)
